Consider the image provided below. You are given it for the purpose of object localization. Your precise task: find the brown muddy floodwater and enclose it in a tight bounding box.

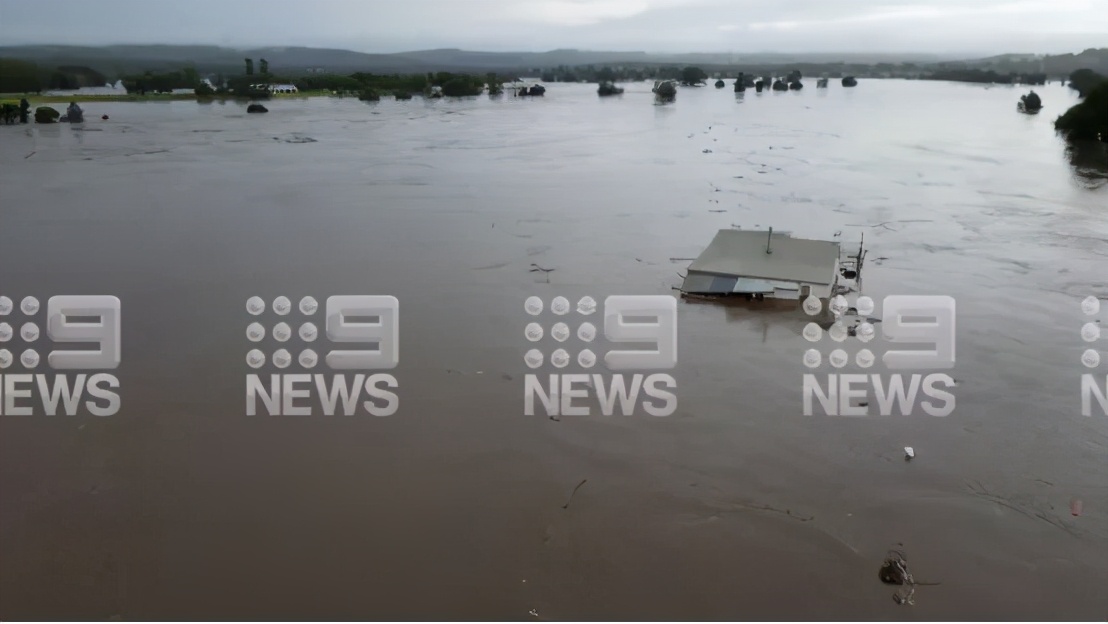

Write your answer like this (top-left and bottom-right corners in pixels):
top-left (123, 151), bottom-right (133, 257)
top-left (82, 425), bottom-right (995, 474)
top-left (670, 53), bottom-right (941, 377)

top-left (1, 80), bottom-right (1106, 620)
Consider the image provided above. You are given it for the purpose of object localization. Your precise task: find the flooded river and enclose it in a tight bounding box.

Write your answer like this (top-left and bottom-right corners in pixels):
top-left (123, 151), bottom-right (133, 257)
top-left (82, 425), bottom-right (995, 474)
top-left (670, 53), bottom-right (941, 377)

top-left (1, 79), bottom-right (1106, 619)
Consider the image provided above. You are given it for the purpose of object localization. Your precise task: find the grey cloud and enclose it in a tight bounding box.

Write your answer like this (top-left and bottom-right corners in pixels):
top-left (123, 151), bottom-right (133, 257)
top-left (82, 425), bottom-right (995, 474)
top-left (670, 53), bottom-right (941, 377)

top-left (1, 0), bottom-right (1105, 54)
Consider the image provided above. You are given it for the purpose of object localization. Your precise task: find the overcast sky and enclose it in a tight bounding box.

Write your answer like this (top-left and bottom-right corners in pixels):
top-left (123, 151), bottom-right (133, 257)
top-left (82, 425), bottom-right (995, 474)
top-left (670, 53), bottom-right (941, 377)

top-left (2, 0), bottom-right (1106, 55)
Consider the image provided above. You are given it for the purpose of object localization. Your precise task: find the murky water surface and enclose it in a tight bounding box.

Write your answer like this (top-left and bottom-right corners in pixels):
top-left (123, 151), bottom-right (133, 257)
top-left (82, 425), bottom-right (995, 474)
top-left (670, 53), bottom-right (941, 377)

top-left (1, 80), bottom-right (1106, 619)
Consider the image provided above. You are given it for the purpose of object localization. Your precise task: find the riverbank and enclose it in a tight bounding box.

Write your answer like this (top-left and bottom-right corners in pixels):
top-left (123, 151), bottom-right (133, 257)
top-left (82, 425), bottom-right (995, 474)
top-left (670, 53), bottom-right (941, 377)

top-left (1, 90), bottom-right (335, 104)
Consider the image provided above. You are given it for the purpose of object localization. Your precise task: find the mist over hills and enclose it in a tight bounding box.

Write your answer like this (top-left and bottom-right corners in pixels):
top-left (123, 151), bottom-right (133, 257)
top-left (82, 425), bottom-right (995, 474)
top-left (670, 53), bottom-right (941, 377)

top-left (1, 44), bottom-right (1106, 79)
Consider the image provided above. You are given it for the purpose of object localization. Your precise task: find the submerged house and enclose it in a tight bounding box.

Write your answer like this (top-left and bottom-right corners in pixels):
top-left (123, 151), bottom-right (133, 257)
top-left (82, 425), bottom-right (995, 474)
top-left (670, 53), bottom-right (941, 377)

top-left (680, 229), bottom-right (845, 300)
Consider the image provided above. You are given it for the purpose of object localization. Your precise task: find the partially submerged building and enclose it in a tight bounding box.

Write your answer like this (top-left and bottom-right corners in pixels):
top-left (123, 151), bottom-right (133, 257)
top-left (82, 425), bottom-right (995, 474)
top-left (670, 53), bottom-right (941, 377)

top-left (680, 229), bottom-right (851, 300)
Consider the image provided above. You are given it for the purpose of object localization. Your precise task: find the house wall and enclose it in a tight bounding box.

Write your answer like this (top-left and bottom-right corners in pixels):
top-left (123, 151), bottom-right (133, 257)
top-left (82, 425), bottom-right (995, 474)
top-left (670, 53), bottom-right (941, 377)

top-left (683, 271), bottom-right (833, 298)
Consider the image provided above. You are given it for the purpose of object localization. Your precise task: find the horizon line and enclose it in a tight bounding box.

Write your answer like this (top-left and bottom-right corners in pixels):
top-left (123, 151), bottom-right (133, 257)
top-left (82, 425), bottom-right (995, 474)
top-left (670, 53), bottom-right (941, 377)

top-left (2, 42), bottom-right (1102, 59)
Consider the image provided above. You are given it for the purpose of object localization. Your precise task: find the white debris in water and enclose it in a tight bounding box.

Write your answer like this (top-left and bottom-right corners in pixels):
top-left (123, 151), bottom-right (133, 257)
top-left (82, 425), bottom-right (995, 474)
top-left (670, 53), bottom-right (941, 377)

top-left (904, 447), bottom-right (915, 459)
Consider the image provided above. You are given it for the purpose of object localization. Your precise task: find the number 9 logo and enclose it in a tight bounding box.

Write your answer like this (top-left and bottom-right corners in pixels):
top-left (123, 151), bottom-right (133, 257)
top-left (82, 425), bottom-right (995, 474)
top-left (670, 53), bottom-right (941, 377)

top-left (325, 295), bottom-right (399, 370)
top-left (882, 295), bottom-right (955, 370)
top-left (46, 295), bottom-right (121, 370)
top-left (603, 295), bottom-right (677, 371)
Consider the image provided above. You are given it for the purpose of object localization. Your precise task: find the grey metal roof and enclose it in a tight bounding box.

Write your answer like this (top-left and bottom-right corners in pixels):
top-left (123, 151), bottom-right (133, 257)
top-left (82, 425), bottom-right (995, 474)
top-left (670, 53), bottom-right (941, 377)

top-left (686, 229), bottom-right (841, 285)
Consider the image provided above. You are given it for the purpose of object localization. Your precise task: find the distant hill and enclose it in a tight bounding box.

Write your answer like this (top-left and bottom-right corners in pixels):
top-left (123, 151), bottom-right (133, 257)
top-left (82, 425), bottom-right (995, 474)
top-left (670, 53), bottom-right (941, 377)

top-left (1, 44), bottom-right (1105, 80)
top-left (0, 45), bottom-right (427, 75)
top-left (943, 48), bottom-right (1108, 76)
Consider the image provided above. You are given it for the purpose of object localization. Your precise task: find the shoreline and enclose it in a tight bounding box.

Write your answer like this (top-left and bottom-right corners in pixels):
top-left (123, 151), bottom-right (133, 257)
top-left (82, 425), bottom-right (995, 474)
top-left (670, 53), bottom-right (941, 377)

top-left (1, 90), bottom-right (335, 104)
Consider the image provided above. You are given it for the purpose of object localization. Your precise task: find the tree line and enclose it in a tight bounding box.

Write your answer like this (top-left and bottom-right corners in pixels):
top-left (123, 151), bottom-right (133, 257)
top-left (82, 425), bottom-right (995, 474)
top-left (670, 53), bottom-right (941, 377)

top-left (919, 68), bottom-right (1048, 84)
top-left (0, 59), bottom-right (110, 92)
top-left (1055, 69), bottom-right (1108, 143)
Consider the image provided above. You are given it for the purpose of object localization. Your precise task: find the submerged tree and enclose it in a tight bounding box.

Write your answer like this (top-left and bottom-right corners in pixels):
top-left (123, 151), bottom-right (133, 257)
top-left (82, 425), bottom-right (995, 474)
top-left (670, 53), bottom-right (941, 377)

top-left (1068, 68), bottom-right (1103, 98)
top-left (260, 58), bottom-right (269, 75)
top-left (1055, 73), bottom-right (1108, 143)
top-left (679, 66), bottom-right (707, 85)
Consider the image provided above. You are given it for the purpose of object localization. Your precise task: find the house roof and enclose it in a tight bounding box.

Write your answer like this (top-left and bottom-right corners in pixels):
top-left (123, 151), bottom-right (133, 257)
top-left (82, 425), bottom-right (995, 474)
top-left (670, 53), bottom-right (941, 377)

top-left (686, 229), bottom-right (841, 285)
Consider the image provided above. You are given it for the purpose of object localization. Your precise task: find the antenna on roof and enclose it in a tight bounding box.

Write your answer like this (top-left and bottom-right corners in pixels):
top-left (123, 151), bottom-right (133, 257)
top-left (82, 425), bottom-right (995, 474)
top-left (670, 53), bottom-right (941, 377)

top-left (766, 227), bottom-right (773, 254)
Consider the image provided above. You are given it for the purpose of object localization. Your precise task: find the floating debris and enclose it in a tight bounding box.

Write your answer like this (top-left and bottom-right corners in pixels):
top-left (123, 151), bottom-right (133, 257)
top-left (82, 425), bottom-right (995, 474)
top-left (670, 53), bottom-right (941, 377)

top-left (904, 447), bottom-right (915, 460)
top-left (1071, 498), bottom-right (1083, 516)
top-left (879, 548), bottom-right (938, 605)
top-left (274, 133), bottom-right (317, 144)
top-left (562, 479), bottom-right (588, 509)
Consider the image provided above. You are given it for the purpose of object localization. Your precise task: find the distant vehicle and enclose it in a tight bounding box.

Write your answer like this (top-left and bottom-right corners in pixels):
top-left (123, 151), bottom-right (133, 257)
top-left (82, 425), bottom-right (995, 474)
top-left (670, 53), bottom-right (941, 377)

top-left (842, 76), bottom-right (858, 87)
top-left (597, 81), bottom-right (624, 96)
top-left (61, 101), bottom-right (83, 122)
